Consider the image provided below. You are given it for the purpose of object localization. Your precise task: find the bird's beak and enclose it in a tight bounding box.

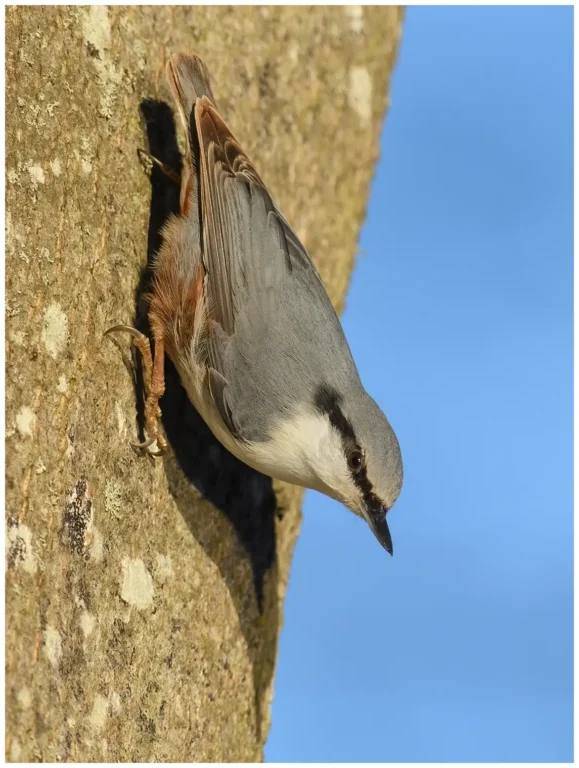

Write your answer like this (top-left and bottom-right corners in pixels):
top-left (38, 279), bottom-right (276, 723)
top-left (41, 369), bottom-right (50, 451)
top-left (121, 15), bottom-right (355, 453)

top-left (365, 507), bottom-right (393, 556)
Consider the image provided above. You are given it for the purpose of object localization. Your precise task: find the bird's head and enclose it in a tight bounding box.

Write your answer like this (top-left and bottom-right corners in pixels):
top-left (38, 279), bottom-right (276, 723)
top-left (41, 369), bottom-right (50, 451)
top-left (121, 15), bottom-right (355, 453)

top-left (313, 385), bottom-right (402, 553)
top-left (268, 384), bottom-right (403, 553)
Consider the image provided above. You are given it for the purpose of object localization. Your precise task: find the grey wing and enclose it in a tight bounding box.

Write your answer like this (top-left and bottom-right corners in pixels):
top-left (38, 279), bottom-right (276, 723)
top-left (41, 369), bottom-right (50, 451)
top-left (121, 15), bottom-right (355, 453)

top-left (196, 99), bottom-right (358, 443)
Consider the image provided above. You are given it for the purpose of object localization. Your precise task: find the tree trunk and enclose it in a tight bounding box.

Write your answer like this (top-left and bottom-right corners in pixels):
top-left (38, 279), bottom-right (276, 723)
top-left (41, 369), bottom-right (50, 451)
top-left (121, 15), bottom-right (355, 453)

top-left (5, 5), bottom-right (403, 762)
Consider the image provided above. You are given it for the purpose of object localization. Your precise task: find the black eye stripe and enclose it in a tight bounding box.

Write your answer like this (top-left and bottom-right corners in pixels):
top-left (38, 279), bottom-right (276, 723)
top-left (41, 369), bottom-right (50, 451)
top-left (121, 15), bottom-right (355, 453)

top-left (314, 384), bottom-right (356, 444)
top-left (314, 384), bottom-right (383, 512)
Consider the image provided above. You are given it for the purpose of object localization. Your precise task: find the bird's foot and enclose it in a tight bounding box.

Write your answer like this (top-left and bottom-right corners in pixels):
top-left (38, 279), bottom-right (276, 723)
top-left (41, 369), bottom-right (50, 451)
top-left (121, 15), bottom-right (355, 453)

top-left (105, 324), bottom-right (167, 458)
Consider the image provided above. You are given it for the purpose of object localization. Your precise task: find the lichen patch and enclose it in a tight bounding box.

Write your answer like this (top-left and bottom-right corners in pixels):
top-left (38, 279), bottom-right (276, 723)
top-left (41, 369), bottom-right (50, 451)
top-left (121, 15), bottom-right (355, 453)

top-left (114, 401), bottom-right (127, 438)
top-left (26, 162), bottom-right (45, 188)
top-left (42, 303), bottom-right (68, 359)
top-left (6, 520), bottom-right (37, 574)
top-left (104, 479), bottom-right (123, 519)
top-left (345, 6), bottom-right (365, 33)
top-left (81, 5), bottom-right (111, 51)
top-left (88, 694), bottom-right (109, 732)
top-left (89, 527), bottom-right (104, 562)
top-left (17, 687), bottom-right (32, 710)
top-left (62, 478), bottom-right (93, 557)
top-left (9, 738), bottom-right (22, 761)
top-left (43, 626), bottom-right (62, 668)
top-left (109, 690), bottom-right (121, 714)
top-left (8, 329), bottom-right (26, 347)
top-left (80, 610), bottom-right (96, 638)
top-left (348, 65), bottom-right (373, 125)
top-left (120, 558), bottom-right (154, 610)
top-left (154, 554), bottom-right (174, 585)
top-left (81, 6), bottom-right (123, 120)
top-left (15, 405), bottom-right (37, 438)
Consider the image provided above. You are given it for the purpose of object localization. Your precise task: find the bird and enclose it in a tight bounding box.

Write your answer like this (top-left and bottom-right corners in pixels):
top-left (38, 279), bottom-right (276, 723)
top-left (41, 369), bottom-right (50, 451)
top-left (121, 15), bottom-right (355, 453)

top-left (107, 53), bottom-right (403, 554)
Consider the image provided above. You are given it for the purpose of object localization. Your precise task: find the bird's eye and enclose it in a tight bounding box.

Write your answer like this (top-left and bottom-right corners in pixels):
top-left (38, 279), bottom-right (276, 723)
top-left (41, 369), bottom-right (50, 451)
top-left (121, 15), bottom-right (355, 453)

top-left (348, 450), bottom-right (363, 471)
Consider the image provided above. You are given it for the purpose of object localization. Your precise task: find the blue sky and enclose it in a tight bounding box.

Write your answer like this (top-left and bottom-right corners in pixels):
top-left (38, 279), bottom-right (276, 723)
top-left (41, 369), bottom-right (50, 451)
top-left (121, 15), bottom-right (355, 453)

top-left (266, 6), bottom-right (573, 763)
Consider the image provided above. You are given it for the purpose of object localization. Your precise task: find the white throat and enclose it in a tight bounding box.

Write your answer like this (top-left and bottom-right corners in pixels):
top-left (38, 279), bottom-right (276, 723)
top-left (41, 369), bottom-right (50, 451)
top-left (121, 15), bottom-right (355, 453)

top-left (245, 407), bottom-right (353, 502)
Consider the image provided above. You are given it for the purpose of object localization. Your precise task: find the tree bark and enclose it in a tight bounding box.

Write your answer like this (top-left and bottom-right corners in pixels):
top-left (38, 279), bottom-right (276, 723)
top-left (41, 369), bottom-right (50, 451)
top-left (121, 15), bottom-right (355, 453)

top-left (5, 5), bottom-right (403, 762)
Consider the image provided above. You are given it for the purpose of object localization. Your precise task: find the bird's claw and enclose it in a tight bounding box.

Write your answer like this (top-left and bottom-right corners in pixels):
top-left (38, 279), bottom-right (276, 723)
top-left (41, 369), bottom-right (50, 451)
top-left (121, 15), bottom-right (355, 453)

top-left (137, 148), bottom-right (181, 185)
top-left (106, 323), bottom-right (167, 459)
top-left (130, 434), bottom-right (167, 458)
top-left (105, 324), bottom-right (148, 342)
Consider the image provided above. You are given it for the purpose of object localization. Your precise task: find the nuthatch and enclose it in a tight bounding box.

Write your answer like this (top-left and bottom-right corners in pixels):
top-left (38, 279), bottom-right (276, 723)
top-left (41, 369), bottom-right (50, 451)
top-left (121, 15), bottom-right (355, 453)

top-left (108, 54), bottom-right (403, 553)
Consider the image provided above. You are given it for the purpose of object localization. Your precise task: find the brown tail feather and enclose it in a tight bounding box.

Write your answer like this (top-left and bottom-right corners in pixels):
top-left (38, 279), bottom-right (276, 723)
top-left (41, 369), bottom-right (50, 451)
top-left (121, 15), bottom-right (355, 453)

top-left (166, 54), bottom-right (216, 130)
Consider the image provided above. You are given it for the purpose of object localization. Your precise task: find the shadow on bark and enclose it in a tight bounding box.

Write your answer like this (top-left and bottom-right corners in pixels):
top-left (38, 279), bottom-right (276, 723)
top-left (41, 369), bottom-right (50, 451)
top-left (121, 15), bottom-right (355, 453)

top-left (127, 98), bottom-right (280, 738)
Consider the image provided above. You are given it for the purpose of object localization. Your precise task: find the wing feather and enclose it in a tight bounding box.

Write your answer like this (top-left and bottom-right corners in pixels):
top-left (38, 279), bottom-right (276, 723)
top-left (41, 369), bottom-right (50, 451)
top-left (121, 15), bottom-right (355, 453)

top-left (193, 90), bottom-right (352, 441)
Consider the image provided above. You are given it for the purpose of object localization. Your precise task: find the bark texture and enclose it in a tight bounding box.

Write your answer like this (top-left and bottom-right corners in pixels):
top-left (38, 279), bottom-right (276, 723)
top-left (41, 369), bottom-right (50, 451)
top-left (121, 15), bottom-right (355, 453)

top-left (5, 5), bottom-right (403, 762)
